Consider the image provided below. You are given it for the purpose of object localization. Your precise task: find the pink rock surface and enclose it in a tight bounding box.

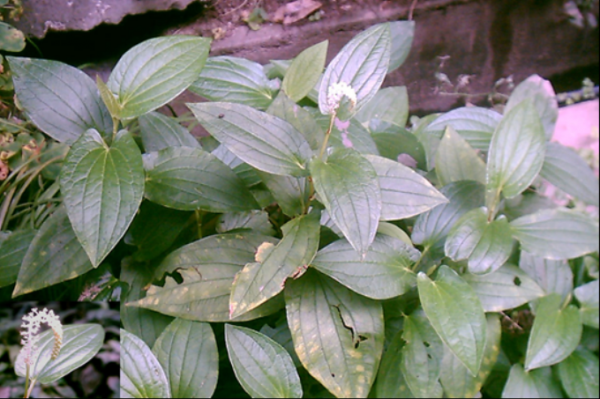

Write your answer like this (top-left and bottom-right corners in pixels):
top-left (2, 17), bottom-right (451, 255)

top-left (553, 99), bottom-right (599, 155)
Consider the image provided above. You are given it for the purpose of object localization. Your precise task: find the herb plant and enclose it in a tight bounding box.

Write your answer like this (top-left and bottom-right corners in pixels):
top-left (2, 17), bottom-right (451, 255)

top-left (2, 18), bottom-right (599, 398)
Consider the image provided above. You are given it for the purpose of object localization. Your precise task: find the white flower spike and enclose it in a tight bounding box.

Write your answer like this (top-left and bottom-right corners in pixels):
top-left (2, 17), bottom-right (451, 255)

top-left (326, 82), bottom-right (357, 114)
top-left (20, 308), bottom-right (63, 366)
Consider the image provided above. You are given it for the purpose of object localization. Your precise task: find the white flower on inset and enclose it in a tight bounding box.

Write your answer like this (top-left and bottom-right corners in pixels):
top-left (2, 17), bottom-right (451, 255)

top-left (326, 82), bottom-right (357, 114)
top-left (20, 308), bottom-right (63, 366)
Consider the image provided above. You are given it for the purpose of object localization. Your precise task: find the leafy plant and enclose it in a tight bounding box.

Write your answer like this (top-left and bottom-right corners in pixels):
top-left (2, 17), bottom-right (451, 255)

top-left (2, 17), bottom-right (599, 398)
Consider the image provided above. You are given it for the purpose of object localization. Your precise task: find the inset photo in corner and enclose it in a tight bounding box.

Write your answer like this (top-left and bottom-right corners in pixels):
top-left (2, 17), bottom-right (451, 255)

top-left (0, 301), bottom-right (119, 398)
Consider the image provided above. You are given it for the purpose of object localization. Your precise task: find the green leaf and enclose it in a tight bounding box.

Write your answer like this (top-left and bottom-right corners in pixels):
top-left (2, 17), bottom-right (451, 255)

top-left (377, 222), bottom-right (412, 246)
top-left (12, 206), bottom-right (93, 296)
top-left (121, 257), bottom-right (174, 349)
top-left (370, 123), bottom-right (426, 170)
top-left (525, 294), bottom-right (582, 371)
top-left (125, 201), bottom-right (191, 262)
top-left (96, 75), bottom-right (122, 120)
top-left (540, 142), bottom-right (599, 206)
top-left (388, 21), bottom-right (415, 73)
top-left (283, 40), bottom-right (328, 103)
top-left (436, 126), bottom-right (487, 186)
top-left (319, 23), bottom-right (391, 119)
top-left (152, 319), bottom-right (218, 398)
top-left (60, 129), bottom-right (145, 267)
top-left (0, 229), bottom-right (35, 289)
top-left (120, 329), bottom-right (170, 398)
top-left (462, 264), bottom-right (545, 312)
top-left (401, 311), bottom-right (444, 398)
top-left (310, 148), bottom-right (381, 257)
top-left (217, 210), bottom-right (274, 235)
top-left (0, 22), bottom-right (26, 52)
top-left (138, 111), bottom-right (200, 152)
top-left (143, 146), bottom-right (258, 212)
top-left (7, 57), bottom-right (112, 144)
top-left (190, 56), bottom-right (275, 110)
top-left (285, 270), bottom-right (384, 398)
top-left (312, 235), bottom-right (420, 300)
top-left (267, 92), bottom-right (325, 151)
top-left (188, 102), bottom-right (312, 177)
top-left (16, 324), bottom-right (105, 385)
top-left (355, 86), bottom-right (409, 128)
top-left (229, 211), bottom-right (320, 318)
top-left (519, 252), bottom-right (574, 301)
top-left (440, 314), bottom-right (502, 398)
top-left (505, 74), bottom-right (558, 140)
top-left (412, 181), bottom-right (485, 249)
top-left (574, 279), bottom-right (599, 329)
top-left (256, 171), bottom-right (308, 217)
top-left (487, 99), bottom-right (546, 200)
top-left (424, 107), bottom-right (502, 151)
top-left (501, 365), bottom-right (562, 398)
top-left (364, 154), bottom-right (447, 221)
top-left (445, 208), bottom-right (514, 275)
top-left (511, 209), bottom-right (600, 260)
top-left (374, 331), bottom-right (414, 398)
top-left (225, 325), bottom-right (303, 398)
top-left (417, 265), bottom-right (487, 376)
top-left (108, 36), bottom-right (211, 120)
top-left (557, 349), bottom-right (599, 399)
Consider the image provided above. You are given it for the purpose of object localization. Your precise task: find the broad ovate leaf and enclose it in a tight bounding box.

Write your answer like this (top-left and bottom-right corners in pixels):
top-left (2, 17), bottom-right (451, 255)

top-left (0, 229), bottom-right (35, 289)
top-left (519, 251), bottom-right (574, 301)
top-left (285, 270), bottom-right (384, 398)
top-left (501, 365), bottom-right (562, 398)
top-left (138, 111), bottom-right (200, 152)
top-left (216, 210), bottom-right (274, 235)
top-left (13, 206), bottom-right (93, 296)
top-left (355, 86), bottom-right (409, 128)
top-left (487, 99), bottom-right (546, 200)
top-left (256, 171), bottom-right (308, 217)
top-left (319, 23), bottom-right (391, 119)
top-left (424, 107), bottom-right (502, 151)
top-left (120, 329), bottom-right (170, 398)
top-left (225, 325), bottom-right (302, 398)
top-left (16, 324), bottom-right (105, 385)
top-left (574, 279), bottom-right (599, 329)
top-left (540, 142), bottom-right (599, 206)
top-left (152, 319), bottom-right (218, 399)
top-left (401, 311), bottom-right (444, 398)
top-left (412, 181), bottom-right (486, 249)
top-left (435, 126), bottom-right (486, 186)
top-left (312, 234), bottom-right (420, 300)
top-left (374, 331), bottom-right (414, 398)
top-left (311, 148), bottom-right (381, 257)
top-left (445, 208), bottom-right (514, 275)
top-left (143, 146), bottom-right (259, 212)
top-left (60, 129), bottom-right (144, 267)
top-left (188, 102), bottom-right (312, 177)
top-left (417, 265), bottom-right (487, 376)
top-left (364, 154), bottom-right (448, 221)
top-left (108, 36), bottom-right (211, 119)
top-left (505, 74), bottom-right (558, 140)
top-left (388, 21), bottom-right (415, 73)
top-left (511, 208), bottom-right (599, 260)
top-left (190, 56), bottom-right (276, 110)
top-left (440, 314), bottom-right (502, 398)
top-left (283, 40), bottom-right (328, 102)
top-left (7, 57), bottom-right (112, 143)
top-left (462, 264), bottom-right (545, 312)
top-left (229, 211), bottom-right (320, 318)
top-left (525, 294), bottom-right (582, 371)
top-left (557, 349), bottom-right (599, 399)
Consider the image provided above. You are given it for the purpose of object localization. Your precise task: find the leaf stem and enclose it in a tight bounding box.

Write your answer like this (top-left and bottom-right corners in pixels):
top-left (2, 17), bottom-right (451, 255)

top-left (23, 365), bottom-right (30, 399)
top-left (195, 210), bottom-right (204, 239)
top-left (486, 189), bottom-right (501, 222)
top-left (318, 112), bottom-right (337, 161)
top-left (412, 245), bottom-right (430, 272)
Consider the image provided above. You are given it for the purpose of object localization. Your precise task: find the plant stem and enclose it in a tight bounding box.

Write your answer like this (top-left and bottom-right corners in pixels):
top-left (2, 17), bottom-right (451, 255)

top-left (318, 113), bottom-right (337, 161)
top-left (195, 210), bottom-right (204, 239)
top-left (486, 189), bottom-right (501, 222)
top-left (23, 365), bottom-right (30, 399)
top-left (412, 245), bottom-right (430, 272)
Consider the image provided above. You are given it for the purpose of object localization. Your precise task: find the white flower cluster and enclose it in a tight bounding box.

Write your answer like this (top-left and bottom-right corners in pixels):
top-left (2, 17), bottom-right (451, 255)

top-left (20, 308), bottom-right (63, 366)
top-left (326, 82), bottom-right (357, 114)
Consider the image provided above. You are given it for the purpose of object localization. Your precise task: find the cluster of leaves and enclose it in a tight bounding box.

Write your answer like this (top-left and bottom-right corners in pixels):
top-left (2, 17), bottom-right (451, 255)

top-left (0, 302), bottom-right (119, 398)
top-left (0, 16), bottom-right (598, 398)
top-left (0, 0), bottom-right (25, 91)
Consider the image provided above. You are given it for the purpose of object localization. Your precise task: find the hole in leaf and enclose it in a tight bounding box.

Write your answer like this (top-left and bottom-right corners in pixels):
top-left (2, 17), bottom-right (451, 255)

top-left (423, 341), bottom-right (431, 347)
top-left (358, 335), bottom-right (368, 342)
top-left (427, 354), bottom-right (432, 359)
top-left (331, 373), bottom-right (335, 378)
top-left (513, 276), bottom-right (522, 286)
